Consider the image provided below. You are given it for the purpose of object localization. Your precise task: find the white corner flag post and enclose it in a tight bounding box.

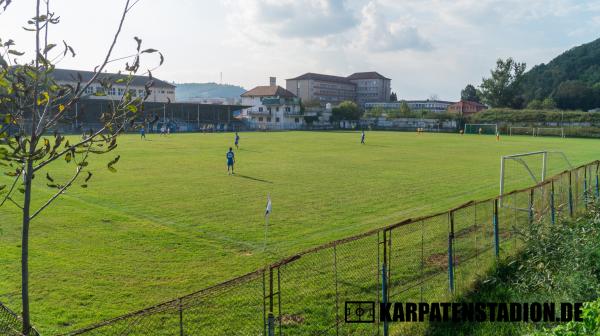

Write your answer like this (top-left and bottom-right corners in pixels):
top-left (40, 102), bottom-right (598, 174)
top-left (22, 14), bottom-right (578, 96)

top-left (263, 194), bottom-right (272, 252)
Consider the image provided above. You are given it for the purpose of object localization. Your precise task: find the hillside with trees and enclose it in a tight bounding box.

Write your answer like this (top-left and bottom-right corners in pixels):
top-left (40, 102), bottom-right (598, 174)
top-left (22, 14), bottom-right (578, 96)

top-left (176, 83), bottom-right (246, 101)
top-left (520, 37), bottom-right (600, 110)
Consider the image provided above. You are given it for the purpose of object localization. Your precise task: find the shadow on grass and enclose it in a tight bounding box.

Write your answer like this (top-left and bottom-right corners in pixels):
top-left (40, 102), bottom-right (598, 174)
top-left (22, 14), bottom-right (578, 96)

top-left (235, 174), bottom-right (273, 184)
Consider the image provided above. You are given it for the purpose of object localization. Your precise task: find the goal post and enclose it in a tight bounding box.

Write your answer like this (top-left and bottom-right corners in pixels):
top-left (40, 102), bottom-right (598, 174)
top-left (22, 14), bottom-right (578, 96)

top-left (535, 127), bottom-right (565, 138)
top-left (464, 123), bottom-right (498, 135)
top-left (509, 126), bottom-right (535, 136)
top-left (499, 150), bottom-right (573, 206)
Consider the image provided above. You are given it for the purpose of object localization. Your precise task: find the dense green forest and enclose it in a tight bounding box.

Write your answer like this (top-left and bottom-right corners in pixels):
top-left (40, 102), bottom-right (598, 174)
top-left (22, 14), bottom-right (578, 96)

top-left (520, 37), bottom-right (600, 110)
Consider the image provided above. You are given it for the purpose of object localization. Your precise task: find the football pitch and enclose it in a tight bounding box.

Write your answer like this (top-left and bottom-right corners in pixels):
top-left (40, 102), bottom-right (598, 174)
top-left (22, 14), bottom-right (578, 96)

top-left (0, 131), bottom-right (598, 333)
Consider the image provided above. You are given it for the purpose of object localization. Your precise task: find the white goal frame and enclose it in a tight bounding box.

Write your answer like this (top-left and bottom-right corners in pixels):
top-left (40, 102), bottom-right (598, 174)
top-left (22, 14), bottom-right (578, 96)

top-left (509, 126), bottom-right (535, 136)
top-left (499, 150), bottom-right (573, 206)
top-left (464, 123), bottom-right (498, 134)
top-left (535, 127), bottom-right (565, 138)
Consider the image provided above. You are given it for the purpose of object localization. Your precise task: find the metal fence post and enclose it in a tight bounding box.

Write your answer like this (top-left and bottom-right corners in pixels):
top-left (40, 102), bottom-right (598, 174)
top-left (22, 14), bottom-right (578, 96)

top-left (382, 229), bottom-right (389, 336)
top-left (333, 245), bottom-right (340, 336)
top-left (178, 299), bottom-right (184, 336)
top-left (596, 162), bottom-right (600, 200)
top-left (550, 181), bottom-right (556, 225)
top-left (268, 268), bottom-right (275, 336)
top-left (528, 189), bottom-right (534, 224)
top-left (584, 166), bottom-right (589, 209)
top-left (448, 211), bottom-right (455, 294)
top-left (263, 271), bottom-right (267, 336)
top-left (493, 199), bottom-right (500, 258)
top-left (569, 171), bottom-right (574, 217)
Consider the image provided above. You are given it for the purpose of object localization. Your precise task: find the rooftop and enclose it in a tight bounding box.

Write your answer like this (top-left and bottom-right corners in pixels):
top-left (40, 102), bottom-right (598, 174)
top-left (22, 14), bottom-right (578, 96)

top-left (241, 85), bottom-right (297, 98)
top-left (347, 72), bottom-right (391, 80)
top-left (51, 68), bottom-right (176, 89)
top-left (287, 72), bottom-right (354, 84)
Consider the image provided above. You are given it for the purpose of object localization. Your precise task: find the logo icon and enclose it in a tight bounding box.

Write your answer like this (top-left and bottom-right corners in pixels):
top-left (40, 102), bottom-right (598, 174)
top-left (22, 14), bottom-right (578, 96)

top-left (345, 301), bottom-right (375, 323)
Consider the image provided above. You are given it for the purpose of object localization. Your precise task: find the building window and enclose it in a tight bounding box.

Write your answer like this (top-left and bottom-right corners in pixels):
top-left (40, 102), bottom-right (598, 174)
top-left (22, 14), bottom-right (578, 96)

top-left (259, 117), bottom-right (263, 122)
top-left (259, 107), bottom-right (263, 112)
top-left (295, 118), bottom-right (299, 123)
top-left (285, 107), bottom-right (291, 112)
top-left (276, 117), bottom-right (280, 122)
top-left (84, 86), bottom-right (95, 94)
top-left (276, 107), bottom-right (279, 112)
top-left (117, 88), bottom-right (125, 96)
top-left (267, 117), bottom-right (271, 122)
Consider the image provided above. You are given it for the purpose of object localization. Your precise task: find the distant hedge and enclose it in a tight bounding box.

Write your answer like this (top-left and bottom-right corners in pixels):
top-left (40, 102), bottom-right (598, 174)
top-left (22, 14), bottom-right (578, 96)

top-left (469, 108), bottom-right (600, 124)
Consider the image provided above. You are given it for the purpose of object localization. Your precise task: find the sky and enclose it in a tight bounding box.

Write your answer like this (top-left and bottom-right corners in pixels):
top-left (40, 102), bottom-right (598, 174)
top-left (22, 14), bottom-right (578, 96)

top-left (0, 0), bottom-right (599, 100)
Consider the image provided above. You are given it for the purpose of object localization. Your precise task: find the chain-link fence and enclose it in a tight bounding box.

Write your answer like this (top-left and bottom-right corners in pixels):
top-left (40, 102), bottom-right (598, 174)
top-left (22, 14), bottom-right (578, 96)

top-left (3, 160), bottom-right (594, 336)
top-left (0, 301), bottom-right (40, 336)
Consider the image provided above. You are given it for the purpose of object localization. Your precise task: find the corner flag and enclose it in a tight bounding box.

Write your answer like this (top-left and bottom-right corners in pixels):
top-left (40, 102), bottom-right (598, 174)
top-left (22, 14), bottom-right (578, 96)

top-left (263, 194), bottom-right (272, 252)
top-left (265, 195), bottom-right (272, 217)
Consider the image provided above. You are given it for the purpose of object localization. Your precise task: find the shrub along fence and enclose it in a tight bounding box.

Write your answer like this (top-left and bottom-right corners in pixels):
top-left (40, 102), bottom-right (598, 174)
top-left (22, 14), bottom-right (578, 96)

top-left (4, 161), bottom-right (597, 336)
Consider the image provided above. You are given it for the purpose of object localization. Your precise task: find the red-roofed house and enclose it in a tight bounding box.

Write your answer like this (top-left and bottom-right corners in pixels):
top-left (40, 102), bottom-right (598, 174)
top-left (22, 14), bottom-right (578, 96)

top-left (448, 100), bottom-right (488, 116)
top-left (241, 77), bottom-right (303, 129)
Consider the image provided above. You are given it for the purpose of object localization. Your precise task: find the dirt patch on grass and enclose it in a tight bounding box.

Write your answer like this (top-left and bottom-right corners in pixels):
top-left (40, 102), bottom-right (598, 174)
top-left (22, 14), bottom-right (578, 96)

top-left (425, 253), bottom-right (461, 269)
top-left (278, 314), bottom-right (304, 326)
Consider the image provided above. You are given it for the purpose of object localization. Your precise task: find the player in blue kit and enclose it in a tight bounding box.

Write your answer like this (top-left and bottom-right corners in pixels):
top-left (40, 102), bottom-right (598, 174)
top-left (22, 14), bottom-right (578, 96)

top-left (226, 147), bottom-right (235, 175)
top-left (235, 132), bottom-right (240, 149)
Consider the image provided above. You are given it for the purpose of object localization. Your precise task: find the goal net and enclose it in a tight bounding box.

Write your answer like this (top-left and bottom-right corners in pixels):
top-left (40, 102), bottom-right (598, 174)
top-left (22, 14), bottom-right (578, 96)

top-left (535, 127), bottom-right (565, 138)
top-left (464, 123), bottom-right (498, 135)
top-left (499, 151), bottom-right (573, 208)
top-left (509, 126), bottom-right (534, 136)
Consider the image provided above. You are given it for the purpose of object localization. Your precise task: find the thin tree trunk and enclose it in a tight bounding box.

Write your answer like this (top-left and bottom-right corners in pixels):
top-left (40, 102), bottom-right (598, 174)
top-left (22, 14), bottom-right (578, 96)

top-left (23, 0), bottom-right (41, 332)
top-left (21, 159), bottom-right (33, 335)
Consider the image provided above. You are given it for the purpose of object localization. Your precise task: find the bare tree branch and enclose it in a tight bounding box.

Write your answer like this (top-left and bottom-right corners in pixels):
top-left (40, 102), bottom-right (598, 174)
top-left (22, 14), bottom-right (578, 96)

top-left (30, 165), bottom-right (82, 220)
top-left (0, 173), bottom-right (21, 207)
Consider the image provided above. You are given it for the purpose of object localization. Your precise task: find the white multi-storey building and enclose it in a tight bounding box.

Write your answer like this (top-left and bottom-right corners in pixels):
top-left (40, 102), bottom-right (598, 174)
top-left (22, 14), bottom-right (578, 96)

top-left (52, 68), bottom-right (176, 103)
top-left (241, 77), bottom-right (303, 129)
top-left (365, 100), bottom-right (455, 114)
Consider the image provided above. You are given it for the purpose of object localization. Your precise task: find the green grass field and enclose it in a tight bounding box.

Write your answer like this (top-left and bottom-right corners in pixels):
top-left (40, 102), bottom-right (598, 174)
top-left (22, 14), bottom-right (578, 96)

top-left (0, 131), bottom-right (598, 333)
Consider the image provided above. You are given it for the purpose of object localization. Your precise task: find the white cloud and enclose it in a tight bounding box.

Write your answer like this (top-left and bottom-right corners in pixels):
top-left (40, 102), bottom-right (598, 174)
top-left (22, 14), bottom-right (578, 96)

top-left (225, 0), bottom-right (358, 44)
top-left (356, 1), bottom-right (432, 52)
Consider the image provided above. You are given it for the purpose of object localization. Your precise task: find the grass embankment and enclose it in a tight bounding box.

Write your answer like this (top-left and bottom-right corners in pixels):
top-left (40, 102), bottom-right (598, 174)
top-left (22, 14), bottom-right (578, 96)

top-left (427, 206), bottom-right (600, 336)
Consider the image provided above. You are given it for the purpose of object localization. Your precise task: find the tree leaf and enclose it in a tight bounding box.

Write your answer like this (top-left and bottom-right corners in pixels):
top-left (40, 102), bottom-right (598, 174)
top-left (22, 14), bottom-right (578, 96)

top-left (43, 43), bottom-right (56, 54)
top-left (80, 184), bottom-right (88, 188)
top-left (65, 152), bottom-right (72, 163)
top-left (46, 172), bottom-right (54, 182)
top-left (7, 50), bottom-right (24, 56)
top-left (85, 171), bottom-right (92, 182)
top-left (141, 48), bottom-right (158, 54)
top-left (134, 36), bottom-right (142, 52)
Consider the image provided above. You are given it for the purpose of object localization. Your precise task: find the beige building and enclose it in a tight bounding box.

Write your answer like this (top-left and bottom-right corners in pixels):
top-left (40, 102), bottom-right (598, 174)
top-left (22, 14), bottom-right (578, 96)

top-left (52, 68), bottom-right (176, 103)
top-left (286, 71), bottom-right (391, 107)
